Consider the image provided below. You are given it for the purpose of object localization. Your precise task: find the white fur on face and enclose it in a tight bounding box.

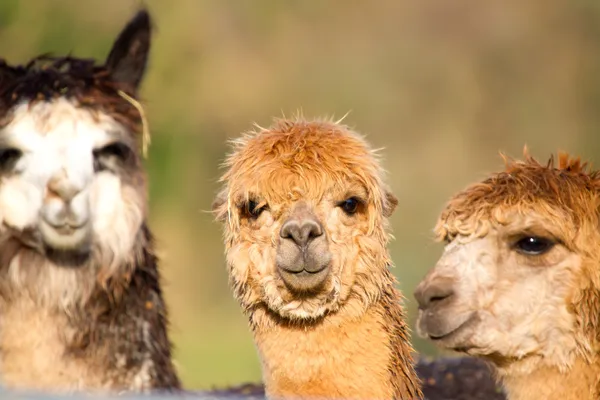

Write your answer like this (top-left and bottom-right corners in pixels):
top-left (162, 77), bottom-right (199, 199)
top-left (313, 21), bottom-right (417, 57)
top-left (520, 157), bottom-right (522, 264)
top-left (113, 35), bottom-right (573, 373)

top-left (417, 223), bottom-right (585, 373)
top-left (0, 98), bottom-right (144, 264)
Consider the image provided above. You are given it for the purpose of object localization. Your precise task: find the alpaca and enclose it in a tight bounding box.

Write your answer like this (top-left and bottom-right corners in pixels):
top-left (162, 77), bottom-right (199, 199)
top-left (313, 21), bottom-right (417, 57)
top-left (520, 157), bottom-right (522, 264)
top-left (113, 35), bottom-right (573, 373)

top-left (414, 151), bottom-right (600, 400)
top-left (212, 116), bottom-right (424, 399)
top-left (0, 10), bottom-right (180, 392)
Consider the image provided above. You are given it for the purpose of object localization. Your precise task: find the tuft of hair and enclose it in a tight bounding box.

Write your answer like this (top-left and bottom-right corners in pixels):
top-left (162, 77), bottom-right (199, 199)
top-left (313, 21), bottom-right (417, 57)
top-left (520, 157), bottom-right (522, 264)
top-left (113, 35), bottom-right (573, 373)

top-left (436, 148), bottom-right (600, 247)
top-left (213, 115), bottom-right (398, 227)
top-left (0, 9), bottom-right (152, 151)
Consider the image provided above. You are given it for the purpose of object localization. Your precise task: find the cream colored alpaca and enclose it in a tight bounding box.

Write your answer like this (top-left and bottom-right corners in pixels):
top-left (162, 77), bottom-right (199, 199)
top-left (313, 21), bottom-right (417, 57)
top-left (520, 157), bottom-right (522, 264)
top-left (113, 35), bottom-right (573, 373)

top-left (213, 117), bottom-right (422, 399)
top-left (415, 152), bottom-right (600, 400)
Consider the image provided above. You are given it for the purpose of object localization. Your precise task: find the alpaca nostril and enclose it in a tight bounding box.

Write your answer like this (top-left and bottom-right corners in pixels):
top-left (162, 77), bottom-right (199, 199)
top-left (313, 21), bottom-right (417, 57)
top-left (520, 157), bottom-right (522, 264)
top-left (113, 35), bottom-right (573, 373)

top-left (280, 218), bottom-right (323, 248)
top-left (414, 281), bottom-right (455, 309)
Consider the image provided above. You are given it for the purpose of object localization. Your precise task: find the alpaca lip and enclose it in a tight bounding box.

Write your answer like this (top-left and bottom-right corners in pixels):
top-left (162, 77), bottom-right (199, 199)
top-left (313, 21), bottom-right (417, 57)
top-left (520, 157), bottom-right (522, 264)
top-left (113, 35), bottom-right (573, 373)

top-left (41, 216), bottom-right (88, 234)
top-left (278, 264), bottom-right (330, 292)
top-left (47, 223), bottom-right (84, 235)
top-left (279, 265), bottom-right (328, 275)
top-left (39, 219), bottom-right (91, 251)
top-left (422, 311), bottom-right (477, 345)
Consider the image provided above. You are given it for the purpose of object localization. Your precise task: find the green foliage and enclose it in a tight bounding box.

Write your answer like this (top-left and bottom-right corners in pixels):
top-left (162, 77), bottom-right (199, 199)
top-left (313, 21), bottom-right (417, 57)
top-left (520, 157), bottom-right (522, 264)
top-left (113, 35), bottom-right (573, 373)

top-left (0, 1), bottom-right (19, 28)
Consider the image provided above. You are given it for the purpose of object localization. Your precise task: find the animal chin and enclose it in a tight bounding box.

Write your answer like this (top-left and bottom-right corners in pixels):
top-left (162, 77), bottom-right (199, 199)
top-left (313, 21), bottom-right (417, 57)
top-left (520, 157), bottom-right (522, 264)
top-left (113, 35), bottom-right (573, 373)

top-left (264, 272), bottom-right (341, 321)
top-left (276, 298), bottom-right (333, 321)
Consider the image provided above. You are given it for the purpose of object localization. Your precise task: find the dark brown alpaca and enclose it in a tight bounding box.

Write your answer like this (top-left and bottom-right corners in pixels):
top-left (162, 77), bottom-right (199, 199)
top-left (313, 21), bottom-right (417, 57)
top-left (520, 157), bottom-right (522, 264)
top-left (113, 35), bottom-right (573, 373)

top-left (0, 10), bottom-right (180, 393)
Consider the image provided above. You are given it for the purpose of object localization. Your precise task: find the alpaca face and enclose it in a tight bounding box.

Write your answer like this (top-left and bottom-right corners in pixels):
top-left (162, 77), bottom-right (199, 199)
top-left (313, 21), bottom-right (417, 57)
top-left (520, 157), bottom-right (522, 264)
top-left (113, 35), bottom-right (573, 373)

top-left (0, 5), bottom-right (150, 286)
top-left (226, 183), bottom-right (380, 320)
top-left (414, 153), bottom-right (600, 372)
top-left (415, 214), bottom-right (584, 367)
top-left (215, 119), bottom-right (397, 321)
top-left (0, 98), bottom-right (145, 266)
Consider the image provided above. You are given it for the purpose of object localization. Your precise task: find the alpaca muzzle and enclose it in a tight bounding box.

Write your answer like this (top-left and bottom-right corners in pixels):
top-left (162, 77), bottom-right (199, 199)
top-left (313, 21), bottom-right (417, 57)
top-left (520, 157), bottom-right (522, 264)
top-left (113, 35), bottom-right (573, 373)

top-left (39, 170), bottom-right (92, 253)
top-left (414, 277), bottom-right (458, 337)
top-left (414, 275), bottom-right (478, 348)
top-left (276, 205), bottom-right (332, 292)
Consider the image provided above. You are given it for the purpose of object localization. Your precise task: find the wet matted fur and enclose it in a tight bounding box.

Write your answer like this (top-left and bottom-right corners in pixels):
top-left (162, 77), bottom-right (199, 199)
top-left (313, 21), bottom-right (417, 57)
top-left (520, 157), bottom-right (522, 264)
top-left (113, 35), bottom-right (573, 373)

top-left (0, 10), bottom-right (180, 392)
top-left (213, 116), bottom-right (422, 399)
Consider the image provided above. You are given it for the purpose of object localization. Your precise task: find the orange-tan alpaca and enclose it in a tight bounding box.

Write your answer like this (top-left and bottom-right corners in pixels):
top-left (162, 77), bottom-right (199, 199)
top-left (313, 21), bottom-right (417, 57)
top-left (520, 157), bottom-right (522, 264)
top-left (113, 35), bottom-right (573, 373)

top-left (415, 152), bottom-right (600, 400)
top-left (213, 117), bottom-right (422, 399)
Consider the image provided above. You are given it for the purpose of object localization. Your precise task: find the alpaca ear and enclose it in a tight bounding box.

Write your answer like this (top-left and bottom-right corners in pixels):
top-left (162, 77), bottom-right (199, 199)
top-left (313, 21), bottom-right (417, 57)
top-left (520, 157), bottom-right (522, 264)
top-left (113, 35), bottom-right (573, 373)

top-left (383, 191), bottom-right (398, 217)
top-left (105, 9), bottom-right (152, 91)
top-left (212, 190), bottom-right (228, 223)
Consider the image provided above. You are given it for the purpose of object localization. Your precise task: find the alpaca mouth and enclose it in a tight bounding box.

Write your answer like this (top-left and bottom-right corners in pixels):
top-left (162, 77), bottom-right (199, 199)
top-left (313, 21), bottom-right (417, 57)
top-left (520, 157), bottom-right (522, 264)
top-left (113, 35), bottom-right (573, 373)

top-left (418, 310), bottom-right (478, 347)
top-left (39, 218), bottom-right (91, 253)
top-left (48, 223), bottom-right (85, 235)
top-left (278, 264), bottom-right (330, 293)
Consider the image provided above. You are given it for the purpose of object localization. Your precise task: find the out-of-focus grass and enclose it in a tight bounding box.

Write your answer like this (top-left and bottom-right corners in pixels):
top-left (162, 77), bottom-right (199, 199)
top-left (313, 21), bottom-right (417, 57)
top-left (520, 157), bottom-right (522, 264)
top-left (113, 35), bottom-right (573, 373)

top-left (172, 318), bottom-right (262, 389)
top-left (1, 0), bottom-right (600, 389)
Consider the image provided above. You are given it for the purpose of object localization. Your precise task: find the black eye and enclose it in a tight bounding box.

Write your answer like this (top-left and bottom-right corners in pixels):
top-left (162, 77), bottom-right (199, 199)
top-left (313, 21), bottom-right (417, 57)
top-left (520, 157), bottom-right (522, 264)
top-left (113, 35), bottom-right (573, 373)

top-left (95, 142), bottom-right (131, 160)
top-left (339, 197), bottom-right (360, 215)
top-left (243, 200), bottom-right (267, 219)
top-left (93, 142), bottom-right (133, 171)
top-left (514, 236), bottom-right (555, 255)
top-left (0, 147), bottom-right (22, 171)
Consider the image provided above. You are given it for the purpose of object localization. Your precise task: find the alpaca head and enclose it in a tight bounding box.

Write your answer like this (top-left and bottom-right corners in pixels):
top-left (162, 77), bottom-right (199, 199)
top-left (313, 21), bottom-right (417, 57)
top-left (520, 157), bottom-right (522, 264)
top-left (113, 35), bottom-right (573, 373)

top-left (415, 152), bottom-right (600, 372)
top-left (0, 11), bottom-right (152, 304)
top-left (213, 118), bottom-right (398, 321)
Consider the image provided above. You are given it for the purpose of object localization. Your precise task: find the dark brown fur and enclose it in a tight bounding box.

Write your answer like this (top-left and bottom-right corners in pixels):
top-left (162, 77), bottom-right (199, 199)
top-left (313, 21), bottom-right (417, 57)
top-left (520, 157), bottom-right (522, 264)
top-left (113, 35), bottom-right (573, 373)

top-left (0, 9), bottom-right (150, 138)
top-left (416, 357), bottom-right (506, 400)
top-left (63, 225), bottom-right (180, 390)
top-left (0, 57), bottom-right (138, 133)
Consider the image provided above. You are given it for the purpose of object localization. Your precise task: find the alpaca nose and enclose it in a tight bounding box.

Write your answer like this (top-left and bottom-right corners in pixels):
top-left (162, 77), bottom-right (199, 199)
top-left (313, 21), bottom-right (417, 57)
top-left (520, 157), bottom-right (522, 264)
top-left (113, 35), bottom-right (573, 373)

top-left (46, 172), bottom-right (82, 203)
top-left (414, 278), bottom-right (456, 310)
top-left (280, 218), bottom-right (323, 248)
top-left (277, 207), bottom-right (331, 292)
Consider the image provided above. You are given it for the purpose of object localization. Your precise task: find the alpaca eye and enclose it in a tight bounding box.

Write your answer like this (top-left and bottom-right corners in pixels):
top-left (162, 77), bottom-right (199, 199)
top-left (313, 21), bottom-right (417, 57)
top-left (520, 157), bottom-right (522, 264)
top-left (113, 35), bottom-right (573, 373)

top-left (514, 236), bottom-right (555, 255)
top-left (244, 200), bottom-right (267, 219)
top-left (0, 147), bottom-right (22, 171)
top-left (339, 197), bottom-right (360, 215)
top-left (93, 142), bottom-right (133, 171)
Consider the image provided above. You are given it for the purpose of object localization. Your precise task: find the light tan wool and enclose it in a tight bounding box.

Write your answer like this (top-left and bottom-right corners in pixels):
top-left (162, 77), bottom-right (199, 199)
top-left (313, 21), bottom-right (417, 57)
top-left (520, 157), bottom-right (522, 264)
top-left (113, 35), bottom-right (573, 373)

top-left (415, 150), bottom-right (600, 400)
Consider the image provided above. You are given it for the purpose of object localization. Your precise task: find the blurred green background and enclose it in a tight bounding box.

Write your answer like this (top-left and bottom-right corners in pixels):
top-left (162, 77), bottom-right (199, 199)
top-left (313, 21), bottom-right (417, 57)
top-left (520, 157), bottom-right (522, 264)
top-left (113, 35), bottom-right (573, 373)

top-left (2, 0), bottom-right (600, 390)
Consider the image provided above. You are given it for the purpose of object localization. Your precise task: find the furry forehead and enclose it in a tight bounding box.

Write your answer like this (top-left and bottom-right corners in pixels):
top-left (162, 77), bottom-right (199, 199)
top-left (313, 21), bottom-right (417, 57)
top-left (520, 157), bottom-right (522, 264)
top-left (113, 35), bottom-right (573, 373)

top-left (436, 151), bottom-right (600, 243)
top-left (220, 117), bottom-right (390, 205)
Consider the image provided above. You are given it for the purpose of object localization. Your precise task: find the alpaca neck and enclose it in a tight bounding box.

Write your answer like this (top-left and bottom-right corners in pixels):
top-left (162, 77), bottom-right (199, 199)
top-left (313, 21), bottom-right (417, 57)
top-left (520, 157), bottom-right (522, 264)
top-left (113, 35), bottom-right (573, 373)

top-left (251, 284), bottom-right (422, 399)
top-left (500, 356), bottom-right (600, 400)
top-left (0, 226), bottom-right (180, 393)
